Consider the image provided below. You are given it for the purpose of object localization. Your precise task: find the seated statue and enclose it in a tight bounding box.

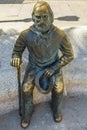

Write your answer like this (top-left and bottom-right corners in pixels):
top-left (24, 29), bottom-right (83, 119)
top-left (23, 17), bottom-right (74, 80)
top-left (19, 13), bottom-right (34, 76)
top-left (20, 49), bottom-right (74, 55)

top-left (10, 1), bottom-right (74, 128)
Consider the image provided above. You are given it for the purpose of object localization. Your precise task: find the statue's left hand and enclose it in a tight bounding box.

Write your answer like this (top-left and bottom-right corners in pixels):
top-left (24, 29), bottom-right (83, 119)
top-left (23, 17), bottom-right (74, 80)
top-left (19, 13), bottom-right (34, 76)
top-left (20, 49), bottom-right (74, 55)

top-left (44, 68), bottom-right (55, 77)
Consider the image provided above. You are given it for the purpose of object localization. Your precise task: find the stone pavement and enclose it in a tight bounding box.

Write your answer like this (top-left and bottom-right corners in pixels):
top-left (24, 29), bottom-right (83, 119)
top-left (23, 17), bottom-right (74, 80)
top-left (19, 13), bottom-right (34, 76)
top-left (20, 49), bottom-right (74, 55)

top-left (0, 0), bottom-right (87, 30)
top-left (0, 96), bottom-right (87, 130)
top-left (0, 0), bottom-right (87, 129)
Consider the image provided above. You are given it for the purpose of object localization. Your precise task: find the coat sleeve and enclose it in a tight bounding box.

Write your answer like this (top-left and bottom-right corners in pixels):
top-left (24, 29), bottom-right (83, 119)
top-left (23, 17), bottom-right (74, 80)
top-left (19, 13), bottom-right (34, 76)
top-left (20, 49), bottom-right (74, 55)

top-left (59, 33), bottom-right (74, 66)
top-left (51, 33), bottom-right (74, 72)
top-left (12, 31), bottom-right (27, 58)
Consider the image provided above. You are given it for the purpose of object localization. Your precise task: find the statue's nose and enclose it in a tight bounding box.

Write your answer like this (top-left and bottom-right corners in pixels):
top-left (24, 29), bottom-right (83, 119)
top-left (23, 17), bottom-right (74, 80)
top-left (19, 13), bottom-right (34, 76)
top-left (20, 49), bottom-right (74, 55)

top-left (40, 17), bottom-right (44, 24)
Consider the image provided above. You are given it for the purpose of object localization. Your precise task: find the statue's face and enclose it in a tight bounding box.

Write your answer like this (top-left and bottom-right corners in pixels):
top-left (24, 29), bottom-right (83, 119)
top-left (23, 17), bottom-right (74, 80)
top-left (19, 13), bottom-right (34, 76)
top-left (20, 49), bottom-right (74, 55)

top-left (33, 5), bottom-right (52, 33)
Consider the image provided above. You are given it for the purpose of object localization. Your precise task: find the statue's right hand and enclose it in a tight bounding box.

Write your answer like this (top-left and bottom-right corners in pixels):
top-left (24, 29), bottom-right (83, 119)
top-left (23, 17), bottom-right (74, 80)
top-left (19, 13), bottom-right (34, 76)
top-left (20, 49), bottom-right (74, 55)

top-left (10, 57), bottom-right (21, 68)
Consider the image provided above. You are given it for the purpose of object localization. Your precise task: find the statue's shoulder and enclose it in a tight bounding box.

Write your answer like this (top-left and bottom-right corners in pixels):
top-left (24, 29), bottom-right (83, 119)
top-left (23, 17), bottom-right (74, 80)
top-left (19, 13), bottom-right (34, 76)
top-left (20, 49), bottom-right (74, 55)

top-left (20, 26), bottom-right (33, 36)
top-left (18, 25), bottom-right (35, 39)
top-left (52, 25), bottom-right (65, 38)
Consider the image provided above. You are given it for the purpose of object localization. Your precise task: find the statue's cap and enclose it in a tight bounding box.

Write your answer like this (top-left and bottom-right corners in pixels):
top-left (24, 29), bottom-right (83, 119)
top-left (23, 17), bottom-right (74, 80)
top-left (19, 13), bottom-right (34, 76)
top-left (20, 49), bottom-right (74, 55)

top-left (35, 69), bottom-right (55, 94)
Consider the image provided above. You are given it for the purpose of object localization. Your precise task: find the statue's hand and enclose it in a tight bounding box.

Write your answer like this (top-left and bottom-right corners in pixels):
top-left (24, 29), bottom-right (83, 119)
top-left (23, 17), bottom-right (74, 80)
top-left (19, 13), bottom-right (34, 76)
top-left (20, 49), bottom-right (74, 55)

top-left (44, 68), bottom-right (55, 77)
top-left (10, 57), bottom-right (21, 68)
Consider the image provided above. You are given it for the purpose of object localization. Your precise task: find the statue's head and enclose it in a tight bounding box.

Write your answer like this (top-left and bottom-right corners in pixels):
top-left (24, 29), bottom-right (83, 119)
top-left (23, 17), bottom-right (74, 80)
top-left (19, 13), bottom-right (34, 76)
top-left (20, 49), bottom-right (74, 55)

top-left (32, 1), bottom-right (54, 33)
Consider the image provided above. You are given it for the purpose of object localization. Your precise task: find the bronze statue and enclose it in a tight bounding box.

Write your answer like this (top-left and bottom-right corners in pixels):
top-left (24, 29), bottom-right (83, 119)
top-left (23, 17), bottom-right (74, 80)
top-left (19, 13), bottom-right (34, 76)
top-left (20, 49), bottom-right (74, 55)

top-left (10, 1), bottom-right (74, 128)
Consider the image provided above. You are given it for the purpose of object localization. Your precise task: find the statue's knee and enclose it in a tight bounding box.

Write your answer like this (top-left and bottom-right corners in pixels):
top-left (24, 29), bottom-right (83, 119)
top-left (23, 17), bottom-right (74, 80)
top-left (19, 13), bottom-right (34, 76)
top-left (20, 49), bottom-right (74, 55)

top-left (54, 82), bottom-right (64, 94)
top-left (54, 74), bottom-right (64, 94)
top-left (23, 83), bottom-right (33, 93)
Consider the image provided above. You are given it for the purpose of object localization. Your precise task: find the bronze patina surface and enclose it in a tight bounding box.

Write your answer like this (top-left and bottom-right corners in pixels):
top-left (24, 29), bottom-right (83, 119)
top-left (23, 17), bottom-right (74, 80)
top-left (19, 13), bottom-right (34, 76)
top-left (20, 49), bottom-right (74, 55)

top-left (10, 1), bottom-right (74, 128)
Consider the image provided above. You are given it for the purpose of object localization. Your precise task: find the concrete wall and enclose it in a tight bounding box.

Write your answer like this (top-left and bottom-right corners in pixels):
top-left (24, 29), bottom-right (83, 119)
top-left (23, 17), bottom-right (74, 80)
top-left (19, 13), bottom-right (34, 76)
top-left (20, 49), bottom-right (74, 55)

top-left (0, 26), bottom-right (87, 115)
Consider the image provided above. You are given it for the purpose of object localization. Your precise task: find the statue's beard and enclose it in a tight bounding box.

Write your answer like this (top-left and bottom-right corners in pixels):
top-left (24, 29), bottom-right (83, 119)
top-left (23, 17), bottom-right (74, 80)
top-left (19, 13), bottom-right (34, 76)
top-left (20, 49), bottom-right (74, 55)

top-left (35, 22), bottom-right (52, 33)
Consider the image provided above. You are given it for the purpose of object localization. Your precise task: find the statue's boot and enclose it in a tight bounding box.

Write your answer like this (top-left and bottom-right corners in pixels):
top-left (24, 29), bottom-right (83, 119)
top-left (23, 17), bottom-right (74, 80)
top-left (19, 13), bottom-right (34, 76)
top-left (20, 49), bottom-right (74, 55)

top-left (21, 85), bottom-right (34, 128)
top-left (51, 89), bottom-right (63, 123)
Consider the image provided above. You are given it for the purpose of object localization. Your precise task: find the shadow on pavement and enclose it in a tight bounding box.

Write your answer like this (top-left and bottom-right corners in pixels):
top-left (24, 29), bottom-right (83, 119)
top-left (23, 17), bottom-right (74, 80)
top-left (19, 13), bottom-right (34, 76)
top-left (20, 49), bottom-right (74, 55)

top-left (55, 16), bottom-right (80, 21)
top-left (0, 16), bottom-right (80, 23)
top-left (0, 18), bottom-right (32, 23)
top-left (0, 0), bottom-right (24, 4)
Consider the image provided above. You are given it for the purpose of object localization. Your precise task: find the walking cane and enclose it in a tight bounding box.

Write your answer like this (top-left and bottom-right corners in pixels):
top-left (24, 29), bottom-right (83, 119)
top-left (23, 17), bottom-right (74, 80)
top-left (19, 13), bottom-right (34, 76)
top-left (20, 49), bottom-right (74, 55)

top-left (17, 66), bottom-right (22, 116)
